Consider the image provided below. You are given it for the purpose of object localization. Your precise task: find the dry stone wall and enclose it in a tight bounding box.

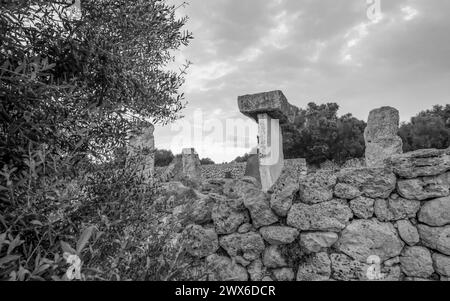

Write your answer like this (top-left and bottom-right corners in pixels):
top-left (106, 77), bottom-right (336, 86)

top-left (175, 147), bottom-right (450, 281)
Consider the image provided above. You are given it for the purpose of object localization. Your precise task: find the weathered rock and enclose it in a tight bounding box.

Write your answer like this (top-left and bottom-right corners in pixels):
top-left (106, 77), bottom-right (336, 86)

top-left (262, 276), bottom-right (274, 281)
top-left (299, 232), bottom-right (339, 253)
top-left (334, 183), bottom-right (362, 200)
top-left (244, 188), bottom-right (279, 228)
top-left (397, 173), bottom-right (450, 201)
top-left (219, 232), bottom-right (265, 261)
top-left (181, 148), bottom-right (202, 180)
top-left (418, 225), bottom-right (450, 255)
top-left (336, 219), bottom-right (404, 262)
top-left (296, 252), bottom-right (331, 281)
top-left (272, 268), bottom-right (295, 281)
top-left (298, 172), bottom-right (336, 204)
top-left (330, 253), bottom-right (368, 281)
top-left (270, 183), bottom-right (297, 217)
top-left (388, 148), bottom-right (450, 179)
top-left (183, 225), bottom-right (219, 258)
top-left (396, 220), bottom-right (420, 246)
top-left (400, 246), bottom-right (434, 278)
top-left (384, 256), bottom-right (400, 267)
top-left (234, 256), bottom-right (251, 267)
top-left (173, 195), bottom-right (215, 225)
top-left (433, 253), bottom-right (450, 277)
top-left (237, 90), bottom-right (302, 125)
top-left (364, 107), bottom-right (403, 167)
top-left (223, 179), bottom-right (257, 199)
top-left (206, 254), bottom-right (248, 281)
top-left (211, 195), bottom-right (249, 235)
top-left (238, 223), bottom-right (253, 234)
top-left (337, 168), bottom-right (397, 199)
top-left (263, 245), bottom-right (287, 268)
top-left (349, 196), bottom-right (375, 219)
top-left (248, 259), bottom-right (266, 281)
top-left (259, 226), bottom-right (299, 245)
top-left (374, 197), bottom-right (421, 222)
top-left (287, 199), bottom-right (353, 232)
top-left (418, 196), bottom-right (450, 227)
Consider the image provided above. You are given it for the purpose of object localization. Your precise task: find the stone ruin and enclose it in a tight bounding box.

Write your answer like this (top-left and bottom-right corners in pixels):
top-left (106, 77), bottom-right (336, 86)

top-left (160, 147), bottom-right (202, 183)
top-left (131, 90), bottom-right (450, 281)
top-left (128, 124), bottom-right (155, 184)
top-left (364, 106), bottom-right (403, 167)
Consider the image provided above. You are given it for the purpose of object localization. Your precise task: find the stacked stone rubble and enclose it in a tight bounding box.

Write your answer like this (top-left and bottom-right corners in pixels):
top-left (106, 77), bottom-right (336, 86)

top-left (177, 147), bottom-right (450, 281)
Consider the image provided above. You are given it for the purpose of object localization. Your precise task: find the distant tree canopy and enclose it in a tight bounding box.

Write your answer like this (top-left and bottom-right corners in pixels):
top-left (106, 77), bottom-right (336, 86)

top-left (399, 105), bottom-right (450, 152)
top-left (233, 153), bottom-right (251, 163)
top-left (154, 149), bottom-right (175, 167)
top-left (284, 102), bottom-right (366, 165)
top-left (1, 0), bottom-right (192, 176)
top-left (200, 158), bottom-right (215, 165)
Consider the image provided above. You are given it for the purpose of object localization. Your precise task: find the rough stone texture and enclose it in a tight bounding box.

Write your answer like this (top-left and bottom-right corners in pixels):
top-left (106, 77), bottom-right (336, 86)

top-left (296, 252), bottom-right (331, 281)
top-left (237, 90), bottom-right (302, 125)
top-left (183, 225), bottom-right (219, 258)
top-left (182, 148), bottom-right (202, 180)
top-left (222, 178), bottom-right (257, 199)
top-left (299, 232), bottom-right (339, 254)
top-left (330, 253), bottom-right (368, 281)
top-left (336, 219), bottom-right (404, 262)
top-left (173, 195), bottom-right (215, 226)
top-left (272, 268), bottom-right (295, 281)
top-left (400, 246), bottom-right (434, 278)
top-left (298, 172), bottom-right (337, 204)
top-left (418, 225), bottom-right (450, 256)
top-left (270, 183), bottom-right (297, 217)
top-left (336, 168), bottom-right (397, 199)
top-left (388, 148), bottom-right (450, 179)
top-left (211, 195), bottom-right (249, 235)
top-left (219, 232), bottom-right (265, 261)
top-left (374, 197), bottom-right (421, 222)
top-left (243, 188), bottom-right (279, 228)
top-left (263, 245), bottom-right (287, 268)
top-left (237, 223), bottom-right (253, 234)
top-left (259, 226), bottom-right (299, 245)
top-left (206, 254), bottom-right (248, 281)
top-left (248, 259), bottom-right (266, 281)
top-left (349, 197), bottom-right (375, 219)
top-left (397, 173), bottom-right (450, 201)
top-left (334, 183), bottom-right (362, 200)
top-left (287, 199), bottom-right (353, 232)
top-left (418, 196), bottom-right (450, 227)
top-left (433, 253), bottom-right (450, 277)
top-left (128, 125), bottom-right (155, 183)
top-left (396, 220), bottom-right (420, 246)
top-left (364, 107), bottom-right (403, 167)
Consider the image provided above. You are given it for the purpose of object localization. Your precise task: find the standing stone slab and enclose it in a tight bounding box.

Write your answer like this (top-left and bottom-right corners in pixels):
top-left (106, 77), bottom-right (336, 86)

top-left (388, 148), bottom-right (450, 179)
top-left (181, 148), bottom-right (202, 180)
top-left (364, 107), bottom-right (403, 167)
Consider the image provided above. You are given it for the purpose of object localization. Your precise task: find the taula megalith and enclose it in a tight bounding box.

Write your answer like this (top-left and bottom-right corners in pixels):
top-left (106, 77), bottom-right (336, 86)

top-left (238, 90), bottom-right (304, 191)
top-left (364, 106), bottom-right (403, 167)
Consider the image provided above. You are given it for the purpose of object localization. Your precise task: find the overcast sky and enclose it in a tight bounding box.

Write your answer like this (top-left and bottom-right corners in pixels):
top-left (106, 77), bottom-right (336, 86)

top-left (155, 0), bottom-right (450, 163)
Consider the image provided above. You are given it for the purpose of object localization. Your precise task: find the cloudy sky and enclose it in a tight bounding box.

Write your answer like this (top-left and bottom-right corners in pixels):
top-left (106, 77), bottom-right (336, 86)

top-left (155, 0), bottom-right (450, 163)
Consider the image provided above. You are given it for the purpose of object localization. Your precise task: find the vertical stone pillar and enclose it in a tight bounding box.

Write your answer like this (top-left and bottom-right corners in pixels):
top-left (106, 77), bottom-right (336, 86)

top-left (364, 107), bottom-right (403, 167)
top-left (128, 125), bottom-right (155, 184)
top-left (238, 90), bottom-right (302, 192)
top-left (182, 148), bottom-right (202, 180)
top-left (258, 114), bottom-right (284, 192)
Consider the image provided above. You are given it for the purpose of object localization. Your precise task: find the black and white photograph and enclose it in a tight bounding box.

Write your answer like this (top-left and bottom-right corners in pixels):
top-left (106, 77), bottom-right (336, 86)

top-left (1, 0), bottom-right (449, 290)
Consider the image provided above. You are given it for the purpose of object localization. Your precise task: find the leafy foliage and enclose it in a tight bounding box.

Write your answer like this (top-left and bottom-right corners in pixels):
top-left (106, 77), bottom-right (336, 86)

top-left (155, 149), bottom-right (175, 167)
top-left (199, 158), bottom-right (215, 165)
top-left (399, 105), bottom-right (450, 152)
top-left (0, 0), bottom-right (192, 281)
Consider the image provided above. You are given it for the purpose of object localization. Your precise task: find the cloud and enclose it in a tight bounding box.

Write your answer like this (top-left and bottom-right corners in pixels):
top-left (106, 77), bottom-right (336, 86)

top-left (159, 0), bottom-right (450, 162)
